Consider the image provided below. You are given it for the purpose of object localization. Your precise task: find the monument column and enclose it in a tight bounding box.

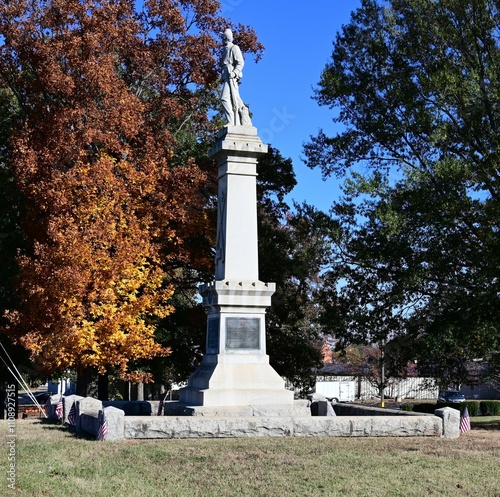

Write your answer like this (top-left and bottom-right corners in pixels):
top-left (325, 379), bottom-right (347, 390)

top-left (179, 28), bottom-right (293, 407)
top-left (178, 124), bottom-right (294, 407)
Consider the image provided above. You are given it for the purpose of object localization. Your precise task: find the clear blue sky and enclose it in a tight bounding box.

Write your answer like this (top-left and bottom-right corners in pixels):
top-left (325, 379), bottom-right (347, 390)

top-left (220, 1), bottom-right (362, 212)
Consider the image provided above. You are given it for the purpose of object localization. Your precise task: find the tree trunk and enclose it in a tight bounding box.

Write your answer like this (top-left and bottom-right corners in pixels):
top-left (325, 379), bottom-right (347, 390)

top-left (136, 382), bottom-right (144, 401)
top-left (97, 373), bottom-right (109, 400)
top-left (380, 346), bottom-right (386, 408)
top-left (76, 367), bottom-right (95, 397)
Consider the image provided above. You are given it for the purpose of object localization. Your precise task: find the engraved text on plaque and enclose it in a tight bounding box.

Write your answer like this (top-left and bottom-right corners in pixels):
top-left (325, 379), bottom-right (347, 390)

top-left (225, 317), bottom-right (260, 349)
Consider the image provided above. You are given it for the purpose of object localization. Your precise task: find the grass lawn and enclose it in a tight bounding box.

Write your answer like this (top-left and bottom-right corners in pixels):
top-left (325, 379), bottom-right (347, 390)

top-left (471, 416), bottom-right (500, 430)
top-left (1, 419), bottom-right (499, 497)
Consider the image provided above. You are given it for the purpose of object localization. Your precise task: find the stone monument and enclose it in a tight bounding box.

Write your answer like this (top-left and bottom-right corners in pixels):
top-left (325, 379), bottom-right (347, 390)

top-left (179, 30), bottom-right (294, 408)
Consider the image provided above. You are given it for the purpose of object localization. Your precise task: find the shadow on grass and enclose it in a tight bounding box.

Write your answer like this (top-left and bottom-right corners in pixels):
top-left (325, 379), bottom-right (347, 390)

top-left (471, 421), bottom-right (500, 430)
top-left (36, 419), bottom-right (97, 440)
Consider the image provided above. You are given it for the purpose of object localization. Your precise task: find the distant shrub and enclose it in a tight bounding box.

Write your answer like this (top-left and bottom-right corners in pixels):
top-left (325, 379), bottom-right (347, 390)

top-left (480, 401), bottom-right (500, 416)
top-left (400, 404), bottom-right (414, 412)
top-left (464, 401), bottom-right (479, 417)
top-left (412, 403), bottom-right (438, 414)
top-left (412, 402), bottom-right (478, 415)
top-left (437, 402), bottom-right (474, 415)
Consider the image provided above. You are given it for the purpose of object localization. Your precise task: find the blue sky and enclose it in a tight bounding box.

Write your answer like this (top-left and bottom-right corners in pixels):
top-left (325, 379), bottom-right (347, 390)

top-left (219, 1), bottom-right (362, 212)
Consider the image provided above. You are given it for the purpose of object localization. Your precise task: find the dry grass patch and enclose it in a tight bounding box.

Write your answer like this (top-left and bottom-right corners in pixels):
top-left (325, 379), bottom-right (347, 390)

top-left (1, 420), bottom-right (498, 497)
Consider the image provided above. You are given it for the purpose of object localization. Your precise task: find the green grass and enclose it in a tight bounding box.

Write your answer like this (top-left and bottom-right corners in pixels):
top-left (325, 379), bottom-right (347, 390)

top-left (471, 416), bottom-right (500, 430)
top-left (1, 420), bottom-right (499, 497)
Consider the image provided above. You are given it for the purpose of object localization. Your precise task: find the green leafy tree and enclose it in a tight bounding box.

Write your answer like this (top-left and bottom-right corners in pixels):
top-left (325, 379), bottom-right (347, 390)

top-left (258, 149), bottom-right (335, 391)
top-left (305, 0), bottom-right (500, 387)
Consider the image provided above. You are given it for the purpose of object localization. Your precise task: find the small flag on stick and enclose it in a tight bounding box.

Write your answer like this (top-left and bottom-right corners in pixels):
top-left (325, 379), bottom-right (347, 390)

top-left (97, 410), bottom-right (108, 441)
top-left (67, 403), bottom-right (77, 427)
top-left (55, 398), bottom-right (63, 420)
top-left (460, 406), bottom-right (471, 433)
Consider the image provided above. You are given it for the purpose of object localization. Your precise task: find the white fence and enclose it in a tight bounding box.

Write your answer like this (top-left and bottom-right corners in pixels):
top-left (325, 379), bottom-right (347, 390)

top-left (315, 376), bottom-right (439, 401)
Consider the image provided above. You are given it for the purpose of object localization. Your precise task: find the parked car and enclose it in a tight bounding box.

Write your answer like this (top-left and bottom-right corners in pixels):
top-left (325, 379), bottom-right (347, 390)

top-left (438, 390), bottom-right (466, 403)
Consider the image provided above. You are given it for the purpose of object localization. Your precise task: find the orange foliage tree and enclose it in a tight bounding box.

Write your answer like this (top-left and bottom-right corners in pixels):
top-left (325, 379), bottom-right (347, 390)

top-left (321, 342), bottom-right (334, 365)
top-left (0, 0), bottom-right (262, 387)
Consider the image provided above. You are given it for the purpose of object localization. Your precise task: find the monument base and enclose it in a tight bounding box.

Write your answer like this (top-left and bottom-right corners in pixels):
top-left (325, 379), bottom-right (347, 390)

top-left (179, 354), bottom-right (294, 407)
top-left (163, 401), bottom-right (309, 418)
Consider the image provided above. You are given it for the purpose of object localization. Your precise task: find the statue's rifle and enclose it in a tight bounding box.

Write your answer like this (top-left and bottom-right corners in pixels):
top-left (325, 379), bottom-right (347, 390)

top-left (228, 76), bottom-right (240, 125)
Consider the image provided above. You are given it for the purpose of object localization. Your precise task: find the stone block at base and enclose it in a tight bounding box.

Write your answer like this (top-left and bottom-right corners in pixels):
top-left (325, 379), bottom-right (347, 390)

top-left (122, 415), bottom-right (442, 439)
top-left (63, 395), bottom-right (83, 425)
top-left (163, 402), bottom-right (309, 417)
top-left (124, 416), bottom-right (294, 439)
top-left (435, 407), bottom-right (460, 439)
top-left (76, 397), bottom-right (102, 433)
top-left (103, 406), bottom-right (125, 441)
top-left (79, 406), bottom-right (125, 440)
top-left (103, 400), bottom-right (157, 416)
top-left (80, 410), bottom-right (100, 436)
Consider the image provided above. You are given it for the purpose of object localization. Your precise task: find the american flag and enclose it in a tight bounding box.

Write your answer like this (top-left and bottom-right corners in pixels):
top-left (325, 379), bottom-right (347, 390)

top-left (460, 406), bottom-right (471, 433)
top-left (67, 402), bottom-right (77, 427)
top-left (97, 410), bottom-right (108, 441)
top-left (55, 398), bottom-right (63, 420)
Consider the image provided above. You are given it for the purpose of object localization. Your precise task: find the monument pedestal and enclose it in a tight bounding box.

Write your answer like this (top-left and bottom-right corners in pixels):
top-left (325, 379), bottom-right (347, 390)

top-left (179, 126), bottom-right (294, 408)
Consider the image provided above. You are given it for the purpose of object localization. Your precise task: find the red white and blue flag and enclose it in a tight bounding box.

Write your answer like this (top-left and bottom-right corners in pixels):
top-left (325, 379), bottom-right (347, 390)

top-left (460, 406), bottom-right (471, 433)
top-left (55, 398), bottom-right (63, 420)
top-left (97, 410), bottom-right (108, 441)
top-left (67, 402), bottom-right (77, 427)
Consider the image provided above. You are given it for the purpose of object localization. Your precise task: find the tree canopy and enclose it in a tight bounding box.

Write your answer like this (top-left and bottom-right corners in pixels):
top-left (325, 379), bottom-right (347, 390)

top-left (257, 149), bottom-right (335, 390)
top-left (306, 0), bottom-right (500, 387)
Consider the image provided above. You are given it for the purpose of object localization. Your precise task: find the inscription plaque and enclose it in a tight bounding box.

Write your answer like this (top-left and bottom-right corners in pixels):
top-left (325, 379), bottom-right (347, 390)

top-left (226, 317), bottom-right (260, 349)
top-left (206, 317), bottom-right (220, 353)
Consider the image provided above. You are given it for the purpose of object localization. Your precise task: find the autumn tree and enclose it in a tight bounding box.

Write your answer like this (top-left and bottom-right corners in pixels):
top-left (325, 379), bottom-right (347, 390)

top-left (0, 87), bottom-right (37, 404)
top-left (0, 0), bottom-right (262, 393)
top-left (0, 88), bottom-right (22, 335)
top-left (321, 342), bottom-right (334, 365)
top-left (305, 0), bottom-right (500, 387)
